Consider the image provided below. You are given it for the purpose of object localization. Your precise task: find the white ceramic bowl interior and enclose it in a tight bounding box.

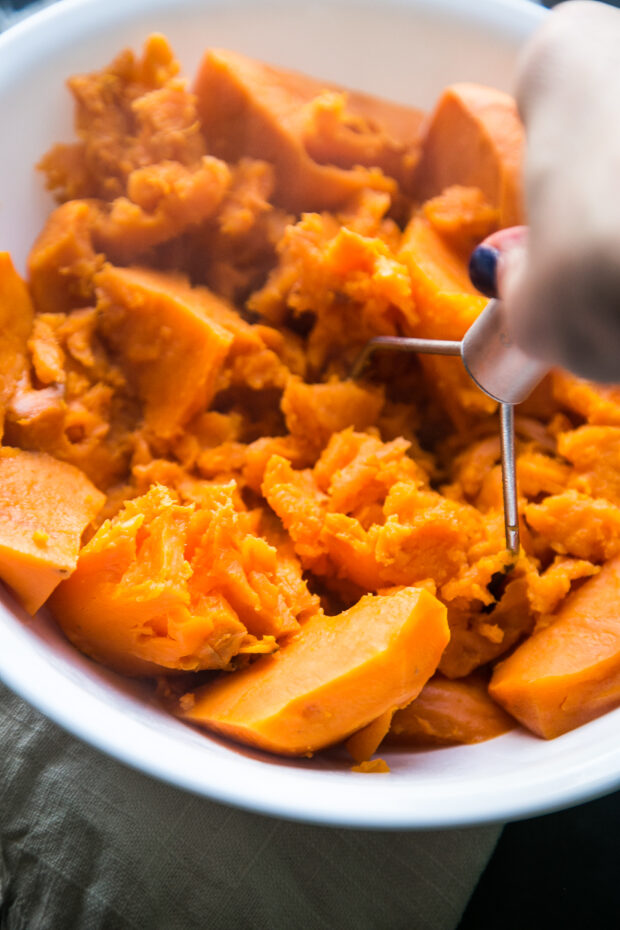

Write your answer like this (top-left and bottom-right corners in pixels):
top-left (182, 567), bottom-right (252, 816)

top-left (2, 0), bottom-right (619, 830)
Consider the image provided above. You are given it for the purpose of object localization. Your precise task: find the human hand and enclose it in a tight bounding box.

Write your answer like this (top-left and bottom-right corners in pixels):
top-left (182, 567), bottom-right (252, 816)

top-left (473, 1), bottom-right (620, 383)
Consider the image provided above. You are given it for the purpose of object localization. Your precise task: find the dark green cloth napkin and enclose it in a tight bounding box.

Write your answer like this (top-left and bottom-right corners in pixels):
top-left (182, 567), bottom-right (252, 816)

top-left (0, 682), bottom-right (500, 930)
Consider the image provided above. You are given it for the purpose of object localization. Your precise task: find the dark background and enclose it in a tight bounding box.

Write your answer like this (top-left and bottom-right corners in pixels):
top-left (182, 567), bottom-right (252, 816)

top-left (2, 0), bottom-right (620, 927)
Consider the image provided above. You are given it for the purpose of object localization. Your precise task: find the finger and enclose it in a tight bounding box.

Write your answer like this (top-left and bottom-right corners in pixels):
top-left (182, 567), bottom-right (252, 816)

top-left (468, 227), bottom-right (527, 298)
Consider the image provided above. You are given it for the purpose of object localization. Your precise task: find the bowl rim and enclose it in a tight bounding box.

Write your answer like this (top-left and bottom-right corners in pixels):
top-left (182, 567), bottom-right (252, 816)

top-left (5, 0), bottom-right (618, 832)
top-left (3, 596), bottom-right (620, 830)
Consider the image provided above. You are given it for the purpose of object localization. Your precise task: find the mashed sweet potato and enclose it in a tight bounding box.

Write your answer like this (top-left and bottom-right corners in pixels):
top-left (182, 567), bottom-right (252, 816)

top-left (2, 35), bottom-right (620, 762)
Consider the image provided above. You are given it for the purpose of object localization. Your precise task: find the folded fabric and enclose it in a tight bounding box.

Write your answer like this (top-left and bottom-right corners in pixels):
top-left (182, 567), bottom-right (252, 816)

top-left (0, 682), bottom-right (501, 930)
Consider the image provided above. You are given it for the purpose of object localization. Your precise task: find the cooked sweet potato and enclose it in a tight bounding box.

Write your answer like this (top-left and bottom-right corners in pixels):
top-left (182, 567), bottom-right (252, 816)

top-left (422, 185), bottom-right (499, 255)
top-left (346, 708), bottom-right (395, 764)
top-left (50, 483), bottom-right (318, 676)
top-left (0, 254), bottom-right (34, 441)
top-left (179, 586), bottom-right (449, 756)
top-left (525, 490), bottom-right (620, 563)
top-left (398, 213), bottom-right (492, 424)
top-left (194, 48), bottom-right (423, 211)
top-left (414, 83), bottom-right (524, 228)
top-left (39, 34), bottom-right (206, 202)
top-left (490, 557), bottom-right (620, 738)
top-left (95, 264), bottom-right (234, 437)
top-left (91, 156), bottom-right (231, 264)
top-left (281, 377), bottom-right (384, 456)
top-left (0, 447), bottom-right (104, 614)
top-left (27, 201), bottom-right (102, 315)
top-left (5, 37), bottom-right (620, 761)
top-left (386, 673), bottom-right (514, 747)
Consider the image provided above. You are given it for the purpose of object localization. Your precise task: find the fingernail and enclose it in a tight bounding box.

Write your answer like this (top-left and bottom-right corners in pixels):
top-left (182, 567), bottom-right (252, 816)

top-left (469, 245), bottom-right (500, 298)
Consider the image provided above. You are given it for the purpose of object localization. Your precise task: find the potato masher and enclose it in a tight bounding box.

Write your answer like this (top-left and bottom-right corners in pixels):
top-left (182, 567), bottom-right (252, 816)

top-left (350, 248), bottom-right (549, 557)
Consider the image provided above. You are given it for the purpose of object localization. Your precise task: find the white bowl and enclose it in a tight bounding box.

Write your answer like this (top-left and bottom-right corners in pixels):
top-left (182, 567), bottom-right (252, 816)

top-left (2, 0), bottom-right (619, 830)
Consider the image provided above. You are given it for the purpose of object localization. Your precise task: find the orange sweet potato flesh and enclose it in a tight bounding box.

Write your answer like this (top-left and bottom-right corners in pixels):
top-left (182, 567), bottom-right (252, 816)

top-left (386, 673), bottom-right (514, 747)
top-left (194, 48), bottom-right (424, 211)
top-left (50, 483), bottom-right (318, 676)
top-left (490, 557), bottom-right (620, 738)
top-left (179, 587), bottom-right (449, 756)
top-left (27, 201), bottom-right (102, 314)
top-left (11, 38), bottom-right (620, 758)
top-left (346, 708), bottom-right (395, 764)
top-left (0, 254), bottom-right (34, 438)
top-left (0, 447), bottom-right (104, 614)
top-left (95, 264), bottom-right (234, 437)
top-left (398, 213), bottom-right (493, 425)
top-left (414, 83), bottom-right (524, 228)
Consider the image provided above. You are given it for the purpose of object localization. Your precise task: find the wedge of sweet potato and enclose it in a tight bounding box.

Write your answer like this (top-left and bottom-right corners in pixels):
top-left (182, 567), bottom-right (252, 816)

top-left (95, 264), bottom-right (234, 437)
top-left (386, 673), bottom-right (514, 747)
top-left (194, 48), bottom-right (424, 211)
top-left (179, 586), bottom-right (449, 756)
top-left (398, 213), bottom-right (493, 424)
top-left (414, 83), bottom-right (524, 227)
top-left (0, 448), bottom-right (104, 614)
top-left (346, 708), bottom-right (395, 764)
top-left (490, 556), bottom-right (620, 738)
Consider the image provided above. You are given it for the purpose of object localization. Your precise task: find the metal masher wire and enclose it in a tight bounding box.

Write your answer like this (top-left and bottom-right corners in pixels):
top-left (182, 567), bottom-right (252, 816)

top-left (349, 299), bottom-right (549, 558)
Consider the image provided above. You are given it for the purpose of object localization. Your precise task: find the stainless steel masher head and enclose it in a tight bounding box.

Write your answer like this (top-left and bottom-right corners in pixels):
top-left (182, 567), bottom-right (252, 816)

top-left (350, 275), bottom-right (549, 557)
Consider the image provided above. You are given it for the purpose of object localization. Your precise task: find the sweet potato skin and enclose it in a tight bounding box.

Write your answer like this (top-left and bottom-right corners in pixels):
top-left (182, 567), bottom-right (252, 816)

top-left (490, 557), bottom-right (620, 739)
top-left (179, 587), bottom-right (449, 756)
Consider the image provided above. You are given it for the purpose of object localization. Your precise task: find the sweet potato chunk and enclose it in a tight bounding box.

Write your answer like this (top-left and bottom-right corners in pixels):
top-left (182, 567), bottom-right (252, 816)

top-left (552, 373), bottom-right (620, 426)
top-left (525, 490), bottom-right (620, 562)
top-left (249, 215), bottom-right (417, 374)
top-left (95, 264), bottom-right (233, 436)
top-left (346, 708), bottom-right (395, 764)
top-left (490, 557), bottom-right (620, 738)
top-left (398, 213), bottom-right (492, 423)
top-left (0, 254), bottom-right (34, 439)
top-left (27, 201), bottom-right (102, 315)
top-left (50, 484), bottom-right (317, 676)
top-left (194, 48), bottom-right (420, 211)
top-left (281, 377), bottom-right (384, 456)
top-left (0, 448), bottom-right (104, 614)
top-left (386, 673), bottom-right (514, 747)
top-left (422, 185), bottom-right (499, 255)
top-left (414, 83), bottom-right (524, 227)
top-left (39, 35), bottom-right (206, 202)
top-left (91, 156), bottom-right (231, 263)
top-left (179, 587), bottom-right (449, 756)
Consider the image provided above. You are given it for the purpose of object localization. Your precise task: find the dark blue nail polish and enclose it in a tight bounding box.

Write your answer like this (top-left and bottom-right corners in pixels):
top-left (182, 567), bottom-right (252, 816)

top-left (469, 245), bottom-right (500, 298)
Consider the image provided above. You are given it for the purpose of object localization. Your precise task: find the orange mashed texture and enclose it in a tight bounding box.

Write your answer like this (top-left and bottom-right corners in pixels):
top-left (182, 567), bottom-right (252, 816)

top-left (2, 35), bottom-right (620, 759)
